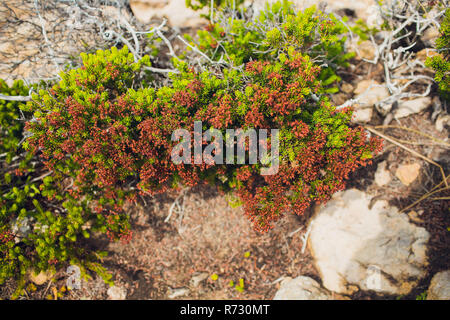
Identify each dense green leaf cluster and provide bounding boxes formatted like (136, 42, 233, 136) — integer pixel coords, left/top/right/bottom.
(186, 0, 244, 10)
(0, 80, 29, 161)
(0, 81, 113, 298)
(183, 1, 355, 93)
(426, 8, 450, 101)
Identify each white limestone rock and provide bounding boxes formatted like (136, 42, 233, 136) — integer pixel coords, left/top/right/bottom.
(308, 189, 430, 295)
(427, 271, 450, 300)
(273, 276, 332, 300)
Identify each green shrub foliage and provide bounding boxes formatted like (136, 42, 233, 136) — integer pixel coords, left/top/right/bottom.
(0, 80, 29, 160)
(2, 2, 383, 294)
(26, 46, 382, 233)
(183, 1, 355, 92)
(0, 80, 112, 297)
(186, 0, 244, 10)
(426, 8, 450, 100)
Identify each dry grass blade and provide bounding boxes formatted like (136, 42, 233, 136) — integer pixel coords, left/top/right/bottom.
(374, 125, 450, 147)
(400, 185, 450, 212)
(430, 197, 450, 200)
(0, 93, 31, 101)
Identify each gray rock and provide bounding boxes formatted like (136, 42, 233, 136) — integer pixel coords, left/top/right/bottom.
(107, 286, 127, 300)
(395, 163, 421, 186)
(354, 80, 390, 107)
(427, 271, 450, 300)
(374, 161, 391, 187)
(308, 189, 430, 295)
(28, 269, 54, 286)
(352, 107, 373, 123)
(394, 97, 432, 118)
(273, 276, 332, 300)
(356, 40, 376, 60)
(435, 114, 450, 132)
(168, 287, 189, 299)
(129, 0, 206, 27)
(422, 26, 440, 47)
(376, 102, 393, 116)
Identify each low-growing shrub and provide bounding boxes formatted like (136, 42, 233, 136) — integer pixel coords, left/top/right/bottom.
(3, 1, 383, 294)
(26, 43, 382, 233)
(426, 8, 450, 101)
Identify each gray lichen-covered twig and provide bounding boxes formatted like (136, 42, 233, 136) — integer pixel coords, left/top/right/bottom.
(338, 0, 448, 120)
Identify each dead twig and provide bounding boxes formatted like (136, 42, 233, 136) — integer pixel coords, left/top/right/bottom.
(374, 125, 450, 147)
(400, 184, 450, 213)
(0, 94, 31, 101)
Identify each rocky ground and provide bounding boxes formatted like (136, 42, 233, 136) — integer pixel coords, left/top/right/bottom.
(0, 0, 448, 300)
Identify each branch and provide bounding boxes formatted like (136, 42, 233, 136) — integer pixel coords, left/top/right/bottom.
(0, 94, 31, 101)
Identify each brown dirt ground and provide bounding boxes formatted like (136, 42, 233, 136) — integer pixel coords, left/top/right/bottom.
(56, 186, 321, 300)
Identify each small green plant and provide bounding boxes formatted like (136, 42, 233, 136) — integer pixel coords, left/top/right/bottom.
(186, 0, 244, 11)
(235, 278, 245, 293)
(211, 273, 219, 281)
(350, 19, 379, 41)
(425, 8, 450, 100)
(415, 291, 427, 300)
(184, 1, 355, 92)
(26, 45, 382, 233)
